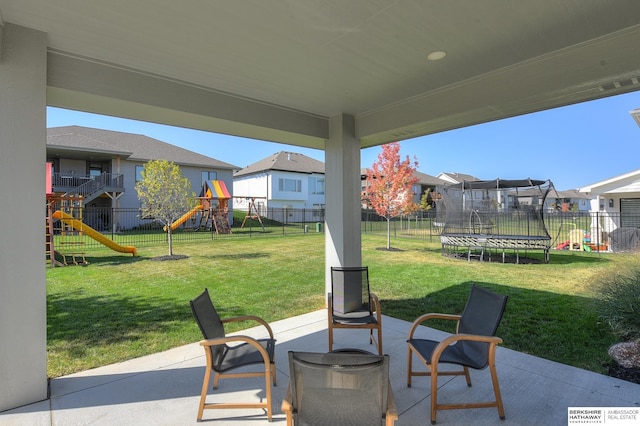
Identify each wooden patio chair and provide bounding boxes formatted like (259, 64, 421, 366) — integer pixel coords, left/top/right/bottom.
(328, 266, 383, 355)
(282, 350, 397, 425)
(407, 285, 508, 424)
(190, 288, 276, 421)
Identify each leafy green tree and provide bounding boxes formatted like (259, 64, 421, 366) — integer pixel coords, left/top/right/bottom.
(419, 188, 433, 211)
(363, 142, 419, 249)
(135, 160, 196, 256)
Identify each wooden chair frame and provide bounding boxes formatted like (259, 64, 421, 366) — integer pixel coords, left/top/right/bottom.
(407, 312, 505, 424)
(328, 266, 383, 355)
(196, 314, 276, 421)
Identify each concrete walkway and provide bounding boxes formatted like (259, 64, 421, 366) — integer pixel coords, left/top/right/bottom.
(2, 310, 639, 425)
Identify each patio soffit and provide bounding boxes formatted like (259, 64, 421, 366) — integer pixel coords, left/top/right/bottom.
(2, 1, 640, 149)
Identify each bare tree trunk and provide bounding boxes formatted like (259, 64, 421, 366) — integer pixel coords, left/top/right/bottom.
(168, 227, 173, 256)
(386, 218, 391, 249)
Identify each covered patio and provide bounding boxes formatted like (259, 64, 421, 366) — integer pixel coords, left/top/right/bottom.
(3, 310, 638, 425)
(3, 1, 640, 414)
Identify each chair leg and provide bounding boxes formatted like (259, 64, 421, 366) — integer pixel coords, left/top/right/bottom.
(264, 364, 273, 421)
(213, 371, 220, 389)
(430, 363, 439, 424)
(407, 346, 413, 387)
(198, 367, 212, 421)
(489, 363, 506, 420)
(272, 362, 277, 386)
(377, 326, 383, 355)
(328, 327, 333, 352)
(463, 366, 472, 387)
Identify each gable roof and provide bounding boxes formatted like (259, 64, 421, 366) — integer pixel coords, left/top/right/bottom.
(548, 188, 590, 200)
(437, 172, 481, 184)
(413, 171, 448, 187)
(578, 168, 640, 195)
(47, 126, 238, 170)
(360, 168, 446, 187)
(234, 151, 324, 177)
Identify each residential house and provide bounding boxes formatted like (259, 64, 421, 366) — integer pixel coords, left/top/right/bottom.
(579, 168, 640, 232)
(360, 169, 447, 209)
(47, 126, 238, 230)
(436, 172, 481, 185)
(233, 151, 325, 222)
(546, 188, 590, 212)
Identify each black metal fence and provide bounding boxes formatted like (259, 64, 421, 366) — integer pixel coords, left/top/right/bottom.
(51, 207, 327, 252)
(50, 207, 640, 254)
(360, 209, 640, 253)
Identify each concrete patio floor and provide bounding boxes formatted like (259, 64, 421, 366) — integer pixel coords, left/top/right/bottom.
(2, 309, 639, 425)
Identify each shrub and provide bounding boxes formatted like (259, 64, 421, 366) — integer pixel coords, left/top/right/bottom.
(594, 267, 640, 341)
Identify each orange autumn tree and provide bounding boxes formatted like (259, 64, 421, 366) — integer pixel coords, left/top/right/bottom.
(363, 142, 419, 249)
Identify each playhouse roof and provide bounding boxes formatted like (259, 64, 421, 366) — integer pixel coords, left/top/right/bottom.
(200, 180, 231, 199)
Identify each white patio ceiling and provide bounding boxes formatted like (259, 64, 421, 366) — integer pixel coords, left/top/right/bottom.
(2, 0, 640, 148)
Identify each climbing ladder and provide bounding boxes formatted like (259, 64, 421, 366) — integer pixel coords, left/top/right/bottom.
(55, 196, 88, 266)
(45, 204, 63, 267)
(212, 209, 231, 234)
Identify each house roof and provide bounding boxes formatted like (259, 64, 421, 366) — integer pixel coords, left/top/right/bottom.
(360, 168, 446, 187)
(234, 151, 325, 177)
(436, 172, 481, 184)
(578, 168, 640, 194)
(413, 171, 448, 187)
(548, 188, 590, 200)
(47, 126, 238, 170)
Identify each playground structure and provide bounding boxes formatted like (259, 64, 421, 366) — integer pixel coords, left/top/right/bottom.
(555, 227, 608, 252)
(46, 194, 137, 266)
(436, 178, 554, 263)
(166, 180, 233, 234)
(236, 196, 266, 231)
(46, 163, 137, 266)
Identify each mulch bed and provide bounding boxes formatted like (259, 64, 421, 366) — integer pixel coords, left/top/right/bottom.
(606, 362, 640, 385)
(151, 254, 189, 261)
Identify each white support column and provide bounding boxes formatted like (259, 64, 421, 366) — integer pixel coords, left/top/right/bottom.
(0, 23, 48, 411)
(324, 114, 362, 297)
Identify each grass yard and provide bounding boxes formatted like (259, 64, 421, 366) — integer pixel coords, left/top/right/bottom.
(46, 233, 634, 378)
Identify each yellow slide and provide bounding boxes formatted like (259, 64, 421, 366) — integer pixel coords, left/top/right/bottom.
(53, 211, 137, 256)
(165, 205, 203, 231)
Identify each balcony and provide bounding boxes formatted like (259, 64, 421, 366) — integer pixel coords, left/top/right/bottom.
(52, 172, 124, 203)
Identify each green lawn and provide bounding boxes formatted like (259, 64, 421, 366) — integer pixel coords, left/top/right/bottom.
(46, 233, 633, 378)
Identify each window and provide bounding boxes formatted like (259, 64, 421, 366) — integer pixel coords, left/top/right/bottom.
(279, 178, 301, 192)
(201, 171, 217, 182)
(88, 162, 103, 178)
(135, 165, 144, 182)
(309, 177, 325, 194)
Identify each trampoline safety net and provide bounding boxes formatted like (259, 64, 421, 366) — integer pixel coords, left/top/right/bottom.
(435, 178, 554, 263)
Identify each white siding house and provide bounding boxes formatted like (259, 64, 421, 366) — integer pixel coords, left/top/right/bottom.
(233, 152, 325, 217)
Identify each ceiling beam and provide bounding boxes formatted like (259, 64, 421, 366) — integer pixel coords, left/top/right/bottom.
(46, 50, 329, 149)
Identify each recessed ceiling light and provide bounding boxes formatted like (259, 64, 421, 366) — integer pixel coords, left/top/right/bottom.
(427, 51, 446, 61)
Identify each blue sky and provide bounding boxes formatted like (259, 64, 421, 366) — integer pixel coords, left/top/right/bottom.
(47, 90, 640, 191)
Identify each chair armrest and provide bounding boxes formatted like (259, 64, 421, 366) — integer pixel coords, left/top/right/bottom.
(408, 313, 461, 338)
(281, 383, 293, 426)
(221, 315, 274, 339)
(430, 333, 503, 365)
(199, 335, 272, 364)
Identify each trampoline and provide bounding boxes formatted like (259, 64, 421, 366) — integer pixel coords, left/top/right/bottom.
(436, 178, 554, 263)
